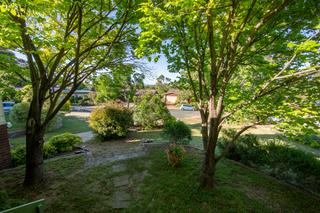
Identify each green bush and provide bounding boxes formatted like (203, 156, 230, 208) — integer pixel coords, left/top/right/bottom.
(11, 146, 26, 167)
(9, 102, 29, 122)
(218, 133, 320, 193)
(164, 119, 191, 144)
(48, 133, 82, 153)
(89, 103, 133, 140)
(133, 93, 173, 129)
(60, 100, 72, 112)
(43, 143, 57, 158)
(11, 143, 58, 167)
(9, 102, 62, 132)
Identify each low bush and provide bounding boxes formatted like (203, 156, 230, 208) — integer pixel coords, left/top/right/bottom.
(164, 119, 191, 144)
(11, 143, 58, 167)
(166, 144, 185, 167)
(9, 102, 62, 132)
(9, 102, 29, 122)
(218, 133, 320, 193)
(43, 143, 57, 158)
(48, 133, 82, 153)
(89, 103, 133, 140)
(60, 100, 72, 112)
(11, 146, 26, 167)
(133, 93, 173, 129)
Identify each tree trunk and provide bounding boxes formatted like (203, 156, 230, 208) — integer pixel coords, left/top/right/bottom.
(200, 99, 219, 188)
(200, 148, 216, 188)
(24, 104, 45, 186)
(199, 109, 208, 150)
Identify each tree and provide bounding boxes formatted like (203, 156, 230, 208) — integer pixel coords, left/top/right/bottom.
(137, 0, 319, 188)
(0, 48, 29, 101)
(155, 74, 170, 95)
(0, 0, 140, 185)
(94, 64, 145, 106)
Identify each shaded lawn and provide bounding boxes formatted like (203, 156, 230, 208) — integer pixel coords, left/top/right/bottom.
(129, 148, 320, 213)
(0, 145, 319, 212)
(9, 115, 90, 149)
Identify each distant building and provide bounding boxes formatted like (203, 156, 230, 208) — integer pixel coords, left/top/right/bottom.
(164, 90, 179, 105)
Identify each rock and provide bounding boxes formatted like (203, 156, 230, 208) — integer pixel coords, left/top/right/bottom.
(143, 139, 154, 143)
(113, 175, 130, 187)
(112, 164, 126, 173)
(111, 190, 131, 209)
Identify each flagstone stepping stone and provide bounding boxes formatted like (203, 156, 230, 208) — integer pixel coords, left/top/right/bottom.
(113, 175, 130, 187)
(112, 191, 131, 209)
(112, 164, 126, 173)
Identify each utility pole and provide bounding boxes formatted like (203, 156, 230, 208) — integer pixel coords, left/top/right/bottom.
(0, 97, 11, 170)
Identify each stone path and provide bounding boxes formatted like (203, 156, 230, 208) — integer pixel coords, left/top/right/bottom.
(76, 131, 96, 142)
(110, 160, 151, 209)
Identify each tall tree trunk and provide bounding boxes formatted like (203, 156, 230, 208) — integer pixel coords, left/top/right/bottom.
(199, 109, 208, 150)
(200, 145, 216, 188)
(24, 103, 45, 186)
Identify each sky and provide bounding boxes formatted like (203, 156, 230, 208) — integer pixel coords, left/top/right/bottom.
(142, 54, 180, 85)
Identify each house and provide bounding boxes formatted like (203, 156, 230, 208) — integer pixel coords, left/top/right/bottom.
(0, 98, 11, 170)
(164, 90, 179, 105)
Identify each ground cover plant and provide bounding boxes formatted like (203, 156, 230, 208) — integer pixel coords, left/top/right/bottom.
(1, 140, 319, 212)
(218, 133, 320, 194)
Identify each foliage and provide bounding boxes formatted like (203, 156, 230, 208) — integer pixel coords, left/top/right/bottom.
(9, 102, 62, 132)
(176, 89, 193, 105)
(94, 66, 145, 104)
(11, 143, 58, 167)
(0, 0, 142, 184)
(89, 103, 133, 140)
(0, 48, 29, 101)
(155, 74, 170, 95)
(17, 85, 33, 103)
(60, 100, 72, 112)
(9, 102, 29, 122)
(43, 143, 58, 159)
(133, 92, 172, 129)
(136, 0, 319, 187)
(164, 119, 191, 144)
(166, 144, 185, 167)
(48, 133, 82, 153)
(218, 134, 320, 193)
(11, 146, 26, 167)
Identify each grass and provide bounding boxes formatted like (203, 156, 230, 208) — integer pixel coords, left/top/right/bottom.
(9, 115, 90, 149)
(129, 148, 320, 212)
(0, 143, 319, 212)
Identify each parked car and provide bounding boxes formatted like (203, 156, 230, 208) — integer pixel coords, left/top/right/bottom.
(180, 104, 195, 111)
(3, 102, 15, 114)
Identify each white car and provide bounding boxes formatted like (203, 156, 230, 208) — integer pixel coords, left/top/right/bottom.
(180, 104, 195, 111)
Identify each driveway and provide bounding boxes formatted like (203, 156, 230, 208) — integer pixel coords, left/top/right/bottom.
(169, 109, 201, 124)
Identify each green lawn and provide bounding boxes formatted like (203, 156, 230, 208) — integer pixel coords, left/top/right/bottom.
(9, 115, 90, 149)
(0, 144, 319, 212)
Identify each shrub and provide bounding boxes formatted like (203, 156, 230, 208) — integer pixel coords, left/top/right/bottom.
(43, 143, 57, 158)
(60, 100, 72, 112)
(11, 146, 26, 167)
(166, 144, 185, 167)
(9, 102, 29, 122)
(164, 119, 191, 144)
(133, 93, 173, 129)
(89, 103, 133, 140)
(11, 143, 58, 167)
(218, 133, 320, 193)
(48, 133, 82, 153)
(9, 102, 62, 132)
